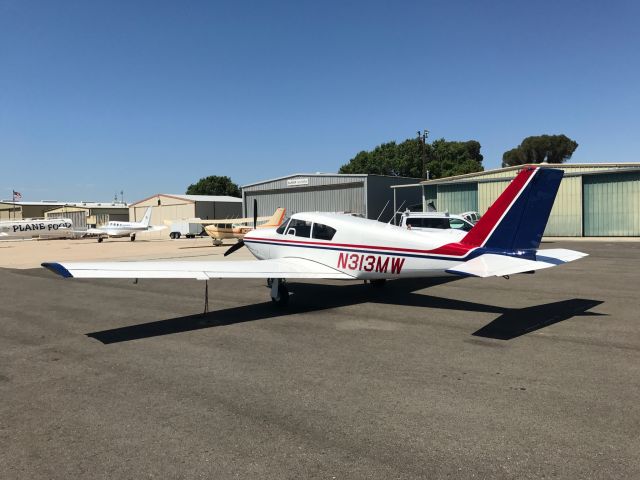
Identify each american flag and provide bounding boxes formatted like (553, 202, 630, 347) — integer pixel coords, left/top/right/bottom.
(12, 190, 22, 201)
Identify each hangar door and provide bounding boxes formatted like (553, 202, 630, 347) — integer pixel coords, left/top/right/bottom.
(583, 172, 640, 236)
(47, 210, 87, 229)
(437, 183, 478, 214)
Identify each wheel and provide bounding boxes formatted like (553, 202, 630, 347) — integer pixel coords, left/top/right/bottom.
(213, 239, 222, 246)
(176, 233, 181, 239)
(98, 237, 103, 243)
(271, 283, 289, 307)
(170, 232, 177, 239)
(370, 279, 386, 288)
(130, 234, 136, 242)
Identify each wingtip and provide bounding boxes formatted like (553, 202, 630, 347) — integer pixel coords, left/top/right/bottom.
(42, 262, 73, 278)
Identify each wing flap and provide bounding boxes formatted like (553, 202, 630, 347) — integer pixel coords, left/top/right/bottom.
(42, 258, 354, 280)
(446, 249, 587, 278)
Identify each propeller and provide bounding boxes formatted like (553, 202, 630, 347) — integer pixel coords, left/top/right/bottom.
(224, 239, 244, 256)
(223, 199, 257, 257)
(253, 198, 257, 229)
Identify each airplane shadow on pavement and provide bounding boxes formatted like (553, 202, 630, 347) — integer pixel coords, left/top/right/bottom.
(87, 278, 605, 344)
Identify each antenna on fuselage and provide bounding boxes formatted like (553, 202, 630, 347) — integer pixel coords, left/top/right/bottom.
(388, 201, 406, 225)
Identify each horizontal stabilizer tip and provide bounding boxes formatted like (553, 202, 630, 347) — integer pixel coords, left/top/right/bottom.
(42, 262, 73, 278)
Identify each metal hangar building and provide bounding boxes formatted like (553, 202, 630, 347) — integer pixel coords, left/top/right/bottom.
(391, 163, 640, 236)
(241, 174, 421, 223)
(128, 194, 243, 234)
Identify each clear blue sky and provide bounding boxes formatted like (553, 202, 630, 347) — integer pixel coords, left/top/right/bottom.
(1, 0, 639, 202)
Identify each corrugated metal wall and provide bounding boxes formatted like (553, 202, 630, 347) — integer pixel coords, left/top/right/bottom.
(244, 175, 366, 192)
(195, 201, 242, 220)
(437, 183, 478, 213)
(48, 211, 87, 229)
(545, 176, 582, 236)
(583, 172, 640, 236)
(477, 177, 582, 236)
(419, 165, 640, 237)
(478, 180, 510, 213)
(244, 183, 366, 218)
(423, 185, 437, 211)
(367, 176, 421, 221)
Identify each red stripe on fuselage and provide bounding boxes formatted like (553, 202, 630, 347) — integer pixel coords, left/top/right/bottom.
(461, 167, 537, 247)
(246, 236, 474, 257)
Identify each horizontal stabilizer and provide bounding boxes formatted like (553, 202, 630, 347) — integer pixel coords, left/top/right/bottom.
(446, 249, 587, 278)
(42, 258, 355, 280)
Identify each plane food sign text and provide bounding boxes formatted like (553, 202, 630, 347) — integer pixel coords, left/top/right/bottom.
(287, 178, 309, 187)
(12, 222, 72, 232)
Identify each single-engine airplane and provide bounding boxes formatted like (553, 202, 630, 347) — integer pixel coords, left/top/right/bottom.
(43, 167, 587, 306)
(86, 206, 166, 242)
(202, 207, 286, 245)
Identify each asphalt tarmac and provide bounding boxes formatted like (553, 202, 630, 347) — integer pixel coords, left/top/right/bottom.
(0, 241, 638, 479)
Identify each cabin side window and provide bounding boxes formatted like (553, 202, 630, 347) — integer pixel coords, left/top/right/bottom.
(276, 217, 290, 234)
(311, 223, 336, 241)
(286, 219, 312, 237)
(449, 218, 473, 232)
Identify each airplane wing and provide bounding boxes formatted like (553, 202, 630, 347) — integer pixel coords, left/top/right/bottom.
(177, 216, 275, 225)
(445, 249, 587, 278)
(42, 258, 355, 280)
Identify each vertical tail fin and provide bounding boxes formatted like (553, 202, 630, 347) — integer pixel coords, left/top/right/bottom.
(258, 208, 287, 228)
(461, 167, 563, 250)
(140, 207, 153, 227)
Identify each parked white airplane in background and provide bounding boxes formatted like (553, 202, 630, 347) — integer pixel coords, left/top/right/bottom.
(0, 217, 74, 240)
(43, 167, 587, 306)
(86, 206, 166, 242)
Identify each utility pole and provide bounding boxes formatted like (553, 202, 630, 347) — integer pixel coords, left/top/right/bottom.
(417, 129, 429, 179)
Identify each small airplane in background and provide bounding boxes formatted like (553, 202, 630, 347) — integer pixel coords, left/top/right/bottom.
(203, 207, 286, 245)
(43, 167, 587, 308)
(0, 217, 74, 240)
(86, 206, 166, 243)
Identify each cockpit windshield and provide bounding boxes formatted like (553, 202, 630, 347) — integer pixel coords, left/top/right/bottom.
(276, 217, 290, 234)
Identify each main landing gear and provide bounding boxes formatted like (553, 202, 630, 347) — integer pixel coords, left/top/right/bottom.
(268, 278, 289, 307)
(130, 234, 136, 242)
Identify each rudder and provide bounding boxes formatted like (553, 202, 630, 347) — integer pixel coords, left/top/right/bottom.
(461, 167, 563, 250)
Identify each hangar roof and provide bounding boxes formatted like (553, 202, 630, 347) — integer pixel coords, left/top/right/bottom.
(0, 200, 128, 208)
(129, 194, 242, 206)
(242, 173, 419, 189)
(390, 162, 640, 188)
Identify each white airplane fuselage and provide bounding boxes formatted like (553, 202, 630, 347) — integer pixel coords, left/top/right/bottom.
(0, 218, 74, 240)
(91, 221, 157, 237)
(243, 213, 473, 280)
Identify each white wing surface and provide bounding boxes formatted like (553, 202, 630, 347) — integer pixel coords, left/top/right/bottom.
(42, 258, 354, 280)
(446, 249, 587, 278)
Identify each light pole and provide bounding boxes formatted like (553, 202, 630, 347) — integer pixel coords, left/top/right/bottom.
(417, 129, 429, 179)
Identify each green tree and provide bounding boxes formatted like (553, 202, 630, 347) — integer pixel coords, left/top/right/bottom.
(186, 176, 240, 197)
(339, 137, 483, 179)
(502, 134, 578, 167)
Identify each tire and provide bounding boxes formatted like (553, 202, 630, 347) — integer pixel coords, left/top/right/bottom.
(176, 233, 181, 239)
(98, 237, 103, 243)
(130, 234, 136, 242)
(169, 232, 176, 239)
